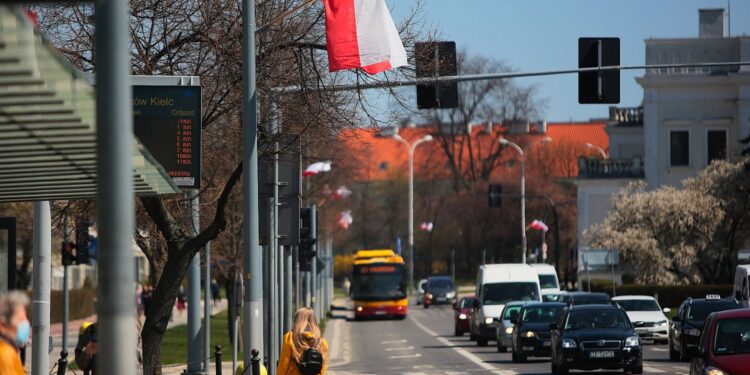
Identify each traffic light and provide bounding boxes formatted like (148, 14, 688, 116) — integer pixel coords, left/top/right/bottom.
(415, 41, 458, 109)
(61, 241, 75, 266)
(488, 184, 502, 207)
(75, 219, 90, 265)
(578, 37, 620, 104)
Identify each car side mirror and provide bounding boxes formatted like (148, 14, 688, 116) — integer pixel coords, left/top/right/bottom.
(662, 307, 671, 314)
(549, 323, 558, 331)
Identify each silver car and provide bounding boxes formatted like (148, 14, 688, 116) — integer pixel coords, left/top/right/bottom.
(415, 279, 428, 305)
(496, 301, 531, 352)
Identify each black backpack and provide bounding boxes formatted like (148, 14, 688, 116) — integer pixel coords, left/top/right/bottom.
(295, 347, 324, 375)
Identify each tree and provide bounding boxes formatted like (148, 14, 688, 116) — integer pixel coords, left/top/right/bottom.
(585, 159, 750, 284)
(36, 1, 432, 372)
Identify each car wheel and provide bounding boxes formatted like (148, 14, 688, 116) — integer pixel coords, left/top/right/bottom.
(678, 338, 688, 361)
(423, 303, 430, 309)
(470, 330, 477, 341)
(497, 344, 507, 353)
(454, 325, 463, 337)
(477, 338, 488, 347)
(517, 353, 527, 363)
(558, 363, 569, 375)
(511, 349, 518, 363)
(668, 338, 679, 361)
(551, 360, 558, 375)
(627, 364, 643, 374)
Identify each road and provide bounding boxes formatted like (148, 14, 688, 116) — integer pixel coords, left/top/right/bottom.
(325, 301, 690, 375)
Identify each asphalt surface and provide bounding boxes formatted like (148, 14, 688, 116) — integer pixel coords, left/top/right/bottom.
(326, 301, 690, 375)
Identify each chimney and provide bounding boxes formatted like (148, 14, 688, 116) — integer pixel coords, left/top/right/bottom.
(540, 121, 547, 134)
(699, 9, 726, 38)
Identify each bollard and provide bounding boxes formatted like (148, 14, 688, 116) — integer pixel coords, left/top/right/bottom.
(250, 349, 260, 375)
(57, 350, 68, 375)
(214, 345, 222, 375)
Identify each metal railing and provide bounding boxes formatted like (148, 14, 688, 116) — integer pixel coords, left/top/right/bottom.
(608, 106, 643, 125)
(577, 157, 645, 179)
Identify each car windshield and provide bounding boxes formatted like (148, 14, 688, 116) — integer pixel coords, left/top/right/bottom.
(565, 309, 631, 330)
(482, 282, 539, 305)
(502, 305, 523, 320)
(538, 274, 559, 289)
(523, 305, 564, 323)
(687, 302, 741, 322)
(616, 299, 660, 312)
(461, 298, 475, 308)
(428, 279, 454, 289)
(713, 317, 750, 356)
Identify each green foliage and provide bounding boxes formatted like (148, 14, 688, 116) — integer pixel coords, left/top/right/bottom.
(161, 310, 235, 365)
(27, 287, 96, 324)
(588, 284, 734, 309)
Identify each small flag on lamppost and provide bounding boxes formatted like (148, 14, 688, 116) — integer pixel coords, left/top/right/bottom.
(528, 219, 549, 232)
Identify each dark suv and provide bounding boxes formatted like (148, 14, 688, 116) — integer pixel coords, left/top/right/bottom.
(669, 295, 742, 361)
(422, 276, 457, 308)
(511, 302, 566, 362)
(550, 304, 642, 375)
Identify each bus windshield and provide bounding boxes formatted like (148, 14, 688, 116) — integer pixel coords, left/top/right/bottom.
(351, 264, 406, 301)
(482, 282, 539, 305)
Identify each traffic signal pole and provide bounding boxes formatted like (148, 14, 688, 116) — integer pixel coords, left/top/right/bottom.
(31, 201, 50, 375)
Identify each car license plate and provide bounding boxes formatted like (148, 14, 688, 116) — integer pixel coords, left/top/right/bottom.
(636, 328, 648, 333)
(589, 351, 615, 358)
(523, 346, 534, 351)
(374, 311, 386, 315)
(542, 341, 551, 347)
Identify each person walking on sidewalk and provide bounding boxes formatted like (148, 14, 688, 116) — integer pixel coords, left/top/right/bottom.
(0, 292, 30, 375)
(277, 307, 328, 375)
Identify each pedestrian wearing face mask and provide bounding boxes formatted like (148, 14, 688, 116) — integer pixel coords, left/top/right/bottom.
(0, 291, 30, 375)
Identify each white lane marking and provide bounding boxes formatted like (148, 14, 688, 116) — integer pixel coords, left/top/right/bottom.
(409, 313, 515, 375)
(385, 346, 415, 351)
(644, 366, 666, 373)
(413, 364, 433, 369)
(381, 339, 407, 344)
(389, 353, 422, 359)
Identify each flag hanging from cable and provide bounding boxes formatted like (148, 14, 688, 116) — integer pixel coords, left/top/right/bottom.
(322, 0, 408, 74)
(528, 219, 549, 232)
(303, 161, 332, 177)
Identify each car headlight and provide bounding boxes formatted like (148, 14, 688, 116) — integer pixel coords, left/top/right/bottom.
(485, 317, 494, 325)
(562, 338, 577, 348)
(657, 320, 668, 326)
(425, 292, 432, 299)
(356, 306, 363, 312)
(523, 331, 535, 338)
(504, 327, 513, 334)
(625, 336, 640, 347)
(446, 291, 456, 298)
(685, 328, 702, 336)
(705, 367, 728, 375)
(459, 313, 467, 320)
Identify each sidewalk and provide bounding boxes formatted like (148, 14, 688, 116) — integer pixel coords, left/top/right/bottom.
(324, 297, 351, 374)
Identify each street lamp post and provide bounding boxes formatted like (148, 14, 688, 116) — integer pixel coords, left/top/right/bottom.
(500, 136, 551, 264)
(392, 133, 433, 295)
(585, 143, 608, 159)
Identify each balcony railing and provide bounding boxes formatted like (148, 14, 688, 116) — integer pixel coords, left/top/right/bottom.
(578, 157, 645, 179)
(608, 106, 643, 126)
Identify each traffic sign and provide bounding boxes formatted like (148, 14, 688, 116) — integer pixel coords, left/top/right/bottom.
(415, 41, 458, 109)
(578, 37, 620, 104)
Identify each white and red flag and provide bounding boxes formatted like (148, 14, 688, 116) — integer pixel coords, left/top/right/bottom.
(322, 0, 408, 74)
(331, 185, 352, 200)
(338, 210, 354, 229)
(303, 161, 332, 177)
(528, 219, 549, 232)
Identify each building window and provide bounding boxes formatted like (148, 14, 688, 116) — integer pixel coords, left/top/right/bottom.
(707, 129, 727, 164)
(670, 130, 690, 167)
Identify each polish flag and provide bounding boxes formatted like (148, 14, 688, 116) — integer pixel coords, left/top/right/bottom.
(338, 210, 353, 229)
(528, 220, 549, 232)
(303, 161, 332, 177)
(323, 0, 408, 74)
(331, 185, 352, 200)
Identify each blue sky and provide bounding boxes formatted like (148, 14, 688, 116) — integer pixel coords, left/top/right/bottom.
(389, 0, 749, 122)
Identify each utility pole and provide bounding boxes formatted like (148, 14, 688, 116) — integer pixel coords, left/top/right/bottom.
(187, 191, 202, 375)
(242, 0, 263, 366)
(32, 201, 50, 375)
(203, 242, 211, 375)
(61, 218, 69, 356)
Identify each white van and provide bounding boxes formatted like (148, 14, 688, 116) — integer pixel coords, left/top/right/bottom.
(529, 263, 560, 296)
(732, 265, 750, 308)
(470, 264, 541, 347)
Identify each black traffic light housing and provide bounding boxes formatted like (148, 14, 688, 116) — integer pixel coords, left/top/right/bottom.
(299, 207, 317, 271)
(488, 184, 502, 207)
(75, 219, 90, 265)
(415, 41, 458, 109)
(578, 37, 620, 104)
(61, 241, 75, 266)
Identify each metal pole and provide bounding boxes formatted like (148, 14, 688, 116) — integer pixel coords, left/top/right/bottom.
(187, 191, 203, 374)
(94, 0, 136, 373)
(310, 206, 317, 311)
(482, 249, 486, 265)
(61, 218, 69, 355)
(294, 246, 300, 309)
(269, 198, 277, 375)
(304, 271, 311, 307)
(272, 140, 281, 373)
(242, 0, 264, 367)
(32, 201, 50, 375)
(284, 246, 292, 332)
(451, 248, 455, 281)
(521, 156, 527, 264)
(408, 145, 415, 295)
(204, 242, 212, 374)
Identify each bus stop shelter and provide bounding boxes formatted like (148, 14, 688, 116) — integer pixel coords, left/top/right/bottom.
(1, 5, 179, 374)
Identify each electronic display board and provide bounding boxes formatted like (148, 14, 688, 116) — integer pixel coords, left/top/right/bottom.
(133, 85, 201, 188)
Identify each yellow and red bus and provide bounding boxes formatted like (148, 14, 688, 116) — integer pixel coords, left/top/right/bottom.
(351, 249, 408, 320)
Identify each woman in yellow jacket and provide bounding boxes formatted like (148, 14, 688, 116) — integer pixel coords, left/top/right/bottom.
(277, 307, 329, 375)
